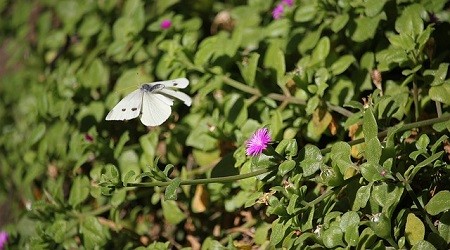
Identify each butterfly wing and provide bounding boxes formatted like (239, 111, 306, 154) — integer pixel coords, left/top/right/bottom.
(106, 89, 143, 121)
(158, 88, 192, 106)
(140, 92, 173, 126)
(155, 78, 189, 89)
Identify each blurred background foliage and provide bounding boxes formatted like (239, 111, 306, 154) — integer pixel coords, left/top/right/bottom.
(0, 0, 449, 249)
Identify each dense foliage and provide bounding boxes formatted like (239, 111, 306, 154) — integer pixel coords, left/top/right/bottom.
(1, 0, 450, 249)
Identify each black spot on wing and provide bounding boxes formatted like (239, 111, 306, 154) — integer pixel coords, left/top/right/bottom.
(173, 81, 178, 86)
(131, 107, 137, 111)
(122, 108, 126, 111)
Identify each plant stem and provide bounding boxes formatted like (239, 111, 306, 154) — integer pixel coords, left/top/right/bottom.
(396, 173, 439, 234)
(126, 168, 270, 188)
(321, 114, 450, 154)
(127, 115, 449, 190)
(221, 76, 354, 117)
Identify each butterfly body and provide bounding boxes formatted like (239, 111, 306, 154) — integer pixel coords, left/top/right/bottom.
(141, 83, 165, 92)
(106, 78, 191, 126)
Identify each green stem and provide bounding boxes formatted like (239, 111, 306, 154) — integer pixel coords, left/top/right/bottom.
(412, 80, 419, 121)
(300, 115, 450, 207)
(125, 115, 449, 195)
(221, 76, 354, 117)
(126, 168, 270, 188)
(321, 114, 450, 154)
(396, 173, 439, 234)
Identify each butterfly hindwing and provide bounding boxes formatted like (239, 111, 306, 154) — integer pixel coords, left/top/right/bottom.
(105, 89, 143, 121)
(140, 92, 173, 126)
(158, 88, 192, 106)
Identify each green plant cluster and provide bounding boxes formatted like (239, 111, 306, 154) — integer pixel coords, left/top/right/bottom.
(0, 0, 449, 249)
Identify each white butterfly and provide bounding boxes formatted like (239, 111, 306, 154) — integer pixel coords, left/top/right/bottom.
(106, 78, 192, 126)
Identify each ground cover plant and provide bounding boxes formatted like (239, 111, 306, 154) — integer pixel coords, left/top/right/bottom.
(0, 0, 450, 249)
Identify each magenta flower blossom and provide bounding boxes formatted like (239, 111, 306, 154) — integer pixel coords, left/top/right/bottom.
(84, 134, 94, 142)
(282, 0, 294, 7)
(272, 4, 284, 19)
(160, 19, 172, 29)
(0, 231, 8, 250)
(246, 128, 272, 156)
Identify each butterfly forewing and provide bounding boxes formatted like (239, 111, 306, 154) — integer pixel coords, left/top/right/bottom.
(158, 78, 189, 88)
(105, 89, 143, 121)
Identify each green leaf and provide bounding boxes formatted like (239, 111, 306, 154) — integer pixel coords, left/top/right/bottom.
(363, 109, 378, 141)
(79, 14, 102, 37)
(162, 200, 186, 224)
(299, 145, 323, 177)
(46, 220, 67, 243)
(165, 177, 181, 201)
(429, 84, 450, 105)
(425, 191, 450, 216)
(340, 211, 360, 246)
(68, 176, 90, 208)
(331, 142, 354, 177)
(79, 58, 109, 89)
(294, 2, 317, 22)
(270, 218, 286, 246)
(322, 225, 345, 248)
(123, 170, 136, 186)
(370, 213, 391, 239)
(254, 223, 271, 245)
(357, 228, 378, 249)
(395, 4, 424, 37)
(101, 164, 120, 185)
(411, 240, 437, 250)
(224, 94, 248, 127)
(438, 212, 450, 244)
(408, 151, 444, 180)
(80, 216, 109, 249)
(299, 27, 323, 54)
(114, 131, 130, 159)
(186, 120, 218, 151)
(286, 194, 300, 215)
(331, 14, 349, 33)
(112, 17, 140, 42)
(111, 188, 127, 207)
(352, 13, 385, 42)
(331, 55, 355, 75)
(365, 137, 382, 164)
(56, 0, 87, 32)
(29, 123, 46, 146)
(155, 0, 179, 14)
(263, 43, 286, 84)
(372, 182, 404, 213)
(310, 37, 330, 66)
(275, 139, 298, 157)
(387, 33, 415, 51)
(353, 184, 372, 210)
(424, 63, 449, 86)
(278, 160, 296, 176)
(364, 0, 388, 17)
(238, 52, 259, 86)
(405, 213, 425, 245)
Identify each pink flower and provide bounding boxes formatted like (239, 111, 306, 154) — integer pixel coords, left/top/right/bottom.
(272, 4, 284, 19)
(84, 134, 94, 142)
(246, 128, 272, 156)
(160, 19, 172, 30)
(0, 231, 8, 250)
(282, 0, 294, 7)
